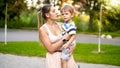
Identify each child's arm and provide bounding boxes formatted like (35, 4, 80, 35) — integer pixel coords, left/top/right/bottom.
(69, 40, 76, 55)
(62, 34, 76, 49)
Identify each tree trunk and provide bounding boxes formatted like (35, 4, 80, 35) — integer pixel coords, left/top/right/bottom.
(89, 11, 93, 32)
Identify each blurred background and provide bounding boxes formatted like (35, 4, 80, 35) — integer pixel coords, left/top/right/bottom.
(0, 0, 120, 34)
(0, 1, 120, 67)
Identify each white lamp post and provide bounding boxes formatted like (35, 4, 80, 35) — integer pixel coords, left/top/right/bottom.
(98, 3, 104, 53)
(5, 3, 7, 45)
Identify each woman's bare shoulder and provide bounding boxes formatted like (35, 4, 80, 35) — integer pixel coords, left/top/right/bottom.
(39, 24, 47, 32)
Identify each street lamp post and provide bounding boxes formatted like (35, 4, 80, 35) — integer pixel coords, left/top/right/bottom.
(98, 3, 103, 53)
(5, 3, 7, 45)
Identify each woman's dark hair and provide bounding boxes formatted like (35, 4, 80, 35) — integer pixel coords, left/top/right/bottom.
(42, 4, 52, 19)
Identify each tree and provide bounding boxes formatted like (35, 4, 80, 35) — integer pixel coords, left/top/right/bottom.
(0, 0, 6, 19)
(80, 0, 101, 32)
(79, 0, 120, 32)
(0, 0, 27, 20)
(102, 4, 120, 32)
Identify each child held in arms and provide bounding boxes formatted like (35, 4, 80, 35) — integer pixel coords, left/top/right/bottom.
(61, 5, 77, 68)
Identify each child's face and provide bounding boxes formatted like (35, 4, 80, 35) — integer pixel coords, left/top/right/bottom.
(61, 10, 73, 22)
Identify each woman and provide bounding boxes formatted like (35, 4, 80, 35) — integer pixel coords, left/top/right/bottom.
(39, 4, 78, 68)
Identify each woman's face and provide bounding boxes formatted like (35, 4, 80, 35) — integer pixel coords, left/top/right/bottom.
(47, 6, 58, 20)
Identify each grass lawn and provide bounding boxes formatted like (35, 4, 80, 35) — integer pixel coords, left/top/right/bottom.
(74, 43, 120, 66)
(0, 42, 120, 66)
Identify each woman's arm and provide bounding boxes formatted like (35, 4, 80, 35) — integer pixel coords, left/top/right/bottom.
(62, 34, 76, 49)
(39, 27, 70, 54)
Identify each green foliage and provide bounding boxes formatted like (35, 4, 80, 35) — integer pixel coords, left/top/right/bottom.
(0, 16, 24, 29)
(92, 19, 99, 32)
(79, 0, 120, 32)
(73, 14, 90, 32)
(84, 0, 101, 32)
(0, 10, 38, 29)
(0, 0, 31, 29)
(20, 10, 38, 27)
(0, 0, 27, 19)
(7, 16, 23, 29)
(0, 19, 5, 27)
(20, 11, 31, 25)
(0, 0, 5, 19)
(102, 7, 120, 32)
(29, 11, 38, 27)
(73, 15, 82, 32)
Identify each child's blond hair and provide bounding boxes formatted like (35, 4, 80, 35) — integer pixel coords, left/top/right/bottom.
(61, 5, 74, 15)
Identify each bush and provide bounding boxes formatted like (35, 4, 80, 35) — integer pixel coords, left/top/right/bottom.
(7, 16, 23, 29)
(20, 11, 38, 27)
(73, 14, 89, 32)
(0, 10, 38, 29)
(0, 16, 23, 29)
(0, 19, 5, 28)
(102, 7, 120, 32)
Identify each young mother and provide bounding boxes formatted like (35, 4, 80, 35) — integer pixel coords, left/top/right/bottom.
(39, 4, 78, 68)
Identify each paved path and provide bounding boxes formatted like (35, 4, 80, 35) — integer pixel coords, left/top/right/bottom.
(0, 53, 120, 68)
(0, 29, 120, 45)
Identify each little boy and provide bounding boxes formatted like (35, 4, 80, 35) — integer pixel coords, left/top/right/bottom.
(61, 5, 77, 68)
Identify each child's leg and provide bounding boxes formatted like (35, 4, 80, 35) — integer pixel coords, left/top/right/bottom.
(61, 49, 70, 68)
(61, 59, 68, 68)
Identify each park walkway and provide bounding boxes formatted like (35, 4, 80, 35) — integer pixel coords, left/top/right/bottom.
(0, 29, 120, 45)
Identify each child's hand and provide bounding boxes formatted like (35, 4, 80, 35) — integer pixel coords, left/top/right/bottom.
(68, 45, 75, 55)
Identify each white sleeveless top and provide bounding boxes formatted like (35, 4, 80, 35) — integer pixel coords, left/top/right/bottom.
(44, 23, 62, 44)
